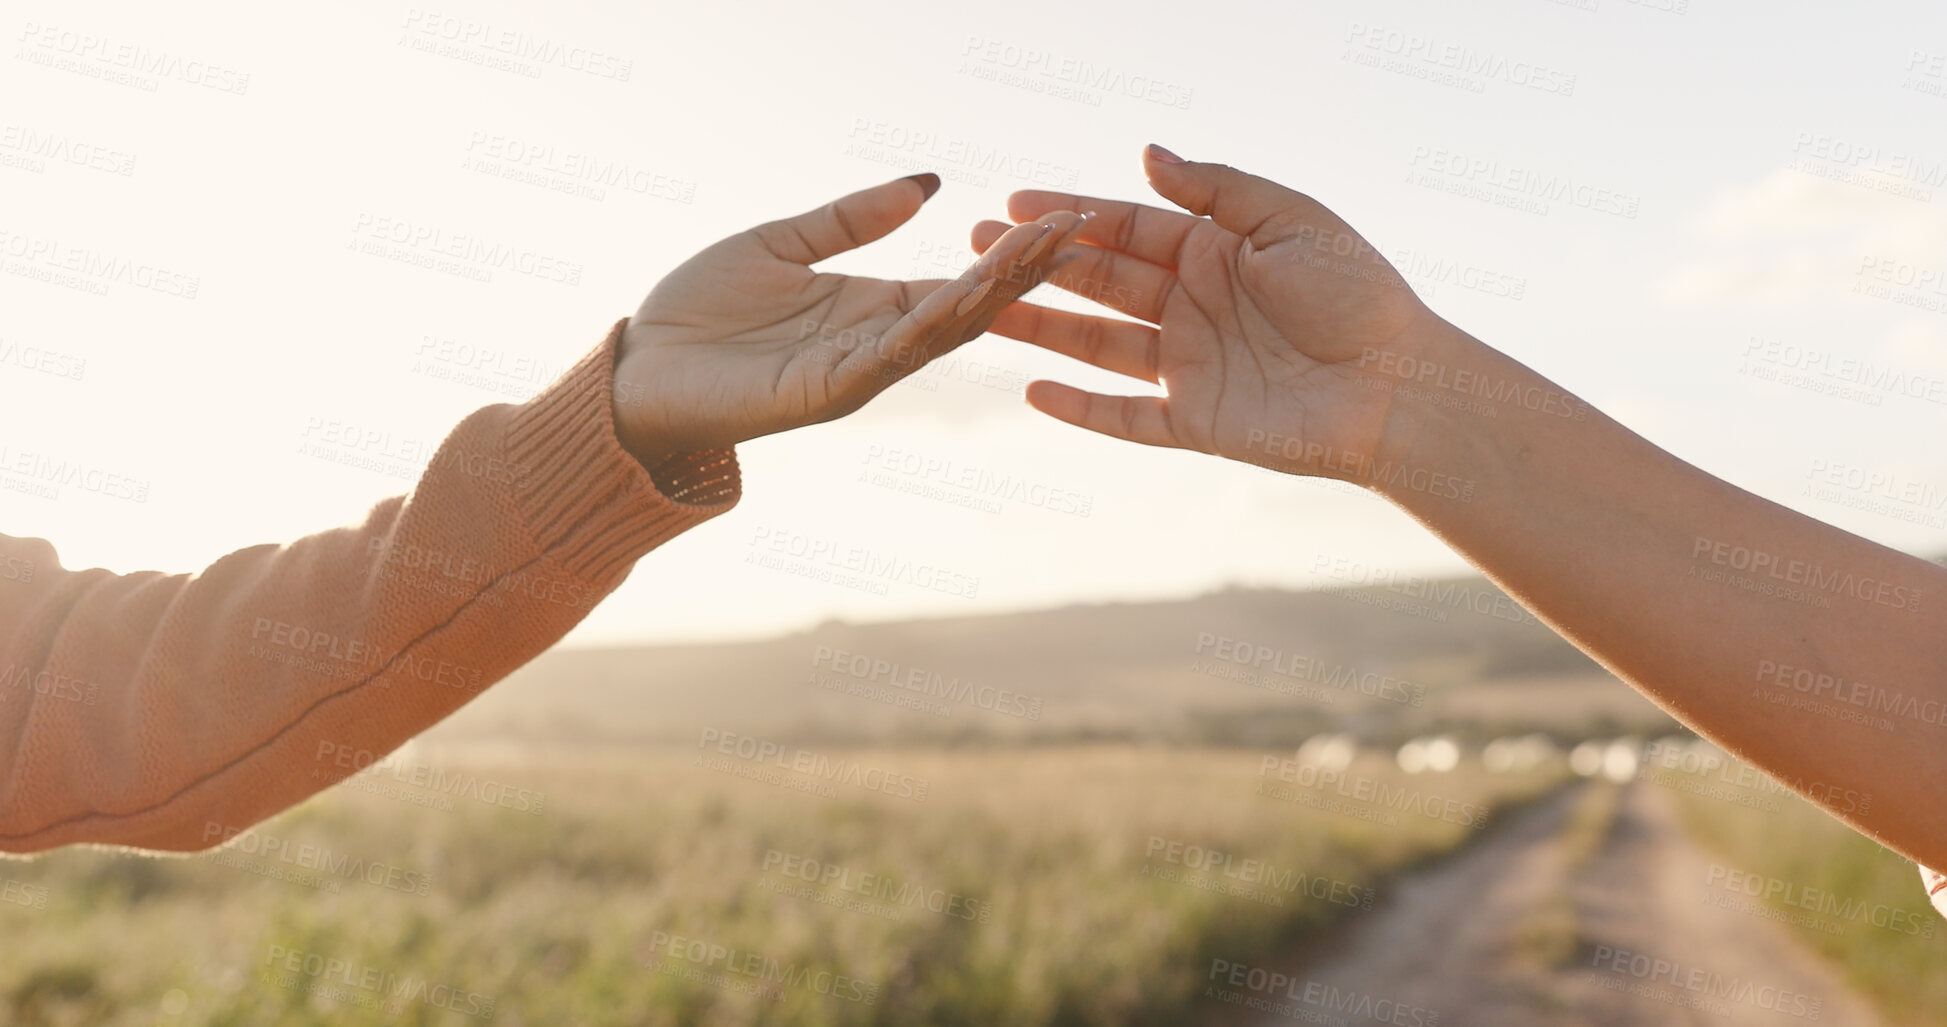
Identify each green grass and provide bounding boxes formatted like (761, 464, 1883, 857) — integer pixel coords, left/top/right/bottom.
(0, 746, 1562, 1026)
(1510, 780, 1620, 971)
(1660, 770, 1947, 1027)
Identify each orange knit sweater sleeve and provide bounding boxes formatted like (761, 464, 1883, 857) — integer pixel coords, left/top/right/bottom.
(0, 318, 738, 853)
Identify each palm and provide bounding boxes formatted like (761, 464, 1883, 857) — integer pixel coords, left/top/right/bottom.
(1149, 222, 1415, 468)
(613, 177, 1082, 467)
(626, 238, 919, 445)
(978, 172, 1434, 480)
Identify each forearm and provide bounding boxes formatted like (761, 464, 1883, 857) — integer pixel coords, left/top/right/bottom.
(1372, 318, 1947, 866)
(0, 319, 738, 853)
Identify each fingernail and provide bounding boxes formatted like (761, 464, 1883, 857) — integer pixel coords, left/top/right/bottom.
(1018, 222, 1061, 264)
(902, 173, 942, 200)
(954, 279, 995, 317)
(1147, 143, 1185, 164)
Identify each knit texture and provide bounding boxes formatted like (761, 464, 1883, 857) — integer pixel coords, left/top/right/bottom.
(0, 318, 737, 852)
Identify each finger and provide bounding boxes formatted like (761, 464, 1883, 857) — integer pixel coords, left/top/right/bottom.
(985, 209, 1090, 309)
(985, 302, 1160, 384)
(1006, 191, 1206, 269)
(828, 217, 1064, 394)
(749, 173, 941, 265)
(1140, 144, 1317, 249)
(972, 219, 1171, 323)
(1024, 381, 1180, 450)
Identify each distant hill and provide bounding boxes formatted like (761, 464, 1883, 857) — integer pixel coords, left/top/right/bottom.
(423, 573, 1685, 751)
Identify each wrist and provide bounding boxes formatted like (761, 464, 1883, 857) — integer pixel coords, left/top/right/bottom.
(1362, 317, 1511, 505)
(608, 339, 741, 493)
(610, 377, 676, 470)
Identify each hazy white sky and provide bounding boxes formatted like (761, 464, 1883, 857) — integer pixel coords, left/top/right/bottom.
(4, 0, 1946, 645)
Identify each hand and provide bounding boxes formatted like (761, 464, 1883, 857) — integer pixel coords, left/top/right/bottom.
(615, 174, 1087, 469)
(971, 145, 1450, 484)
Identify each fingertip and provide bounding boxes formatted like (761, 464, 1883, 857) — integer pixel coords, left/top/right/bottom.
(1007, 190, 1060, 222)
(1145, 143, 1186, 166)
(970, 219, 1012, 254)
(902, 172, 942, 201)
(1024, 379, 1082, 421)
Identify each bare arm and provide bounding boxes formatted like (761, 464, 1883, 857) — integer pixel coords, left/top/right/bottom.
(977, 145, 1947, 870)
(1377, 318, 1946, 864)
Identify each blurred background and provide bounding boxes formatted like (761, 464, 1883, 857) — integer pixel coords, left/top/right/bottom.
(5, 0, 1947, 1023)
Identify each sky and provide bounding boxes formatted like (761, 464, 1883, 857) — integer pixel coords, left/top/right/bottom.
(3, 0, 1946, 646)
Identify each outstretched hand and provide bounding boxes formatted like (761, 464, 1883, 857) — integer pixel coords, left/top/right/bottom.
(972, 146, 1449, 483)
(616, 173, 1086, 469)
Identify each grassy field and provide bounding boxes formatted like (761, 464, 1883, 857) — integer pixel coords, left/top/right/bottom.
(1660, 764, 1947, 1026)
(0, 745, 1562, 1026)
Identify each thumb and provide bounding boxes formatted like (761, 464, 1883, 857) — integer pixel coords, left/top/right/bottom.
(748, 172, 942, 265)
(1140, 144, 1312, 247)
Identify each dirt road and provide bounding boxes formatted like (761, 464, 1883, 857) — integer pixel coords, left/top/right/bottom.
(1198, 782, 1886, 1027)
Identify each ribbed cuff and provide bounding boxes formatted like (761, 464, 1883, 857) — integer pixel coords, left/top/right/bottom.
(504, 318, 741, 582)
